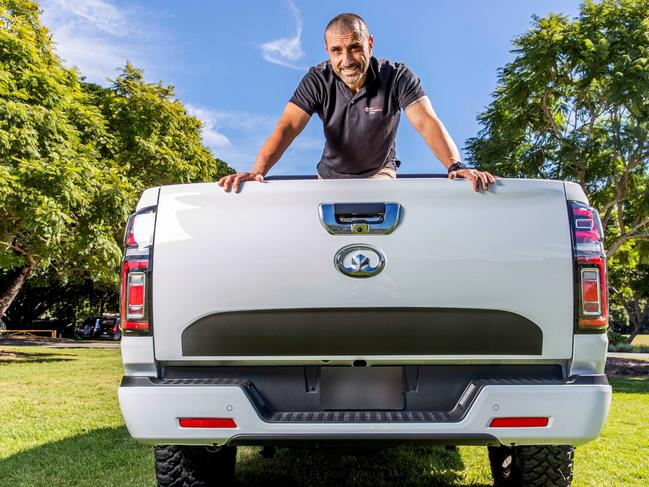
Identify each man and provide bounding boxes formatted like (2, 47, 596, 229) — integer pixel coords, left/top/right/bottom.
(218, 13, 495, 192)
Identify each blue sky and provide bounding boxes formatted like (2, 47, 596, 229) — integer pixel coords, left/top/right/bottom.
(40, 0, 582, 175)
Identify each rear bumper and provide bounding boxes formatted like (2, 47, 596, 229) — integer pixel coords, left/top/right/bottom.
(118, 375, 611, 447)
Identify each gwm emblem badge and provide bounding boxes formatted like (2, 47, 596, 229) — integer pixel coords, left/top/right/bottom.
(334, 244, 385, 278)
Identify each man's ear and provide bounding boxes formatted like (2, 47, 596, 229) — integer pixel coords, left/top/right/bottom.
(368, 35, 374, 54)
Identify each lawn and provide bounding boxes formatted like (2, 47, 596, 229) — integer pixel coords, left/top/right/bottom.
(0, 347, 647, 486)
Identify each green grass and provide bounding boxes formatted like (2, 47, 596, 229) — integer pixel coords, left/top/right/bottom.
(0, 347, 647, 486)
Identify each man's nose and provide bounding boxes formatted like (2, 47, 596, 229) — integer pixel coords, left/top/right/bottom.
(342, 50, 355, 66)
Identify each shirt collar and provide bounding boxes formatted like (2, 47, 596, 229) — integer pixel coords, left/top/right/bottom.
(365, 56, 378, 86)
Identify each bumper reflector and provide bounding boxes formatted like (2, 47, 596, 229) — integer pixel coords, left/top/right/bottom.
(179, 418, 237, 428)
(489, 417, 549, 428)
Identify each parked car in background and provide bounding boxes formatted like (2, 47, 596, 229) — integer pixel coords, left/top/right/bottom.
(98, 316, 122, 341)
(78, 317, 100, 339)
(78, 315, 121, 340)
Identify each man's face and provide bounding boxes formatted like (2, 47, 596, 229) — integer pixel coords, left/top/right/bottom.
(325, 29, 374, 88)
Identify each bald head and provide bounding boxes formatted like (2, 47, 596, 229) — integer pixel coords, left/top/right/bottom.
(325, 13, 369, 41)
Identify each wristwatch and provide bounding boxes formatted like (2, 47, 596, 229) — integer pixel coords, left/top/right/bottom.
(447, 162, 468, 173)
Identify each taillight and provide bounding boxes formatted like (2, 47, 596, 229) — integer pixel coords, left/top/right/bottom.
(569, 201, 608, 332)
(123, 208, 156, 255)
(127, 272, 145, 318)
(120, 206, 156, 335)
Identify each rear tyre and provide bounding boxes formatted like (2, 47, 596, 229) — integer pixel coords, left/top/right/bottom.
(154, 444, 237, 487)
(488, 445, 573, 487)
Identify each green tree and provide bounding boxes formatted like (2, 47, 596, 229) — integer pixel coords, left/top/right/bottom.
(0, 1, 234, 322)
(466, 0, 649, 339)
(0, 0, 130, 318)
(86, 63, 233, 193)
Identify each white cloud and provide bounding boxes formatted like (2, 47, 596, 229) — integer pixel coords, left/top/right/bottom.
(259, 0, 306, 70)
(185, 104, 274, 168)
(41, 0, 157, 84)
(210, 111, 275, 133)
(185, 104, 232, 149)
(185, 104, 323, 173)
(47, 24, 126, 81)
(46, 0, 129, 37)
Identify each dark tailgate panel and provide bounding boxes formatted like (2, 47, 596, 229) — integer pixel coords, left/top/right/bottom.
(181, 308, 543, 356)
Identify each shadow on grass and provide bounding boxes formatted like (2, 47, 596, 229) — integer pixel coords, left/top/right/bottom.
(0, 349, 77, 364)
(0, 427, 490, 487)
(609, 376, 649, 394)
(0, 427, 153, 487)
(236, 444, 490, 487)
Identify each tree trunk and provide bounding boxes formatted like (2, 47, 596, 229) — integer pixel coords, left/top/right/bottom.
(0, 258, 36, 320)
(627, 296, 647, 343)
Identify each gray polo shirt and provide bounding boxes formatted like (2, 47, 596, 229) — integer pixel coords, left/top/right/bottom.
(289, 57, 426, 179)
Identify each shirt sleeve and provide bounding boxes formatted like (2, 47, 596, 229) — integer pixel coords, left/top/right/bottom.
(395, 64, 426, 110)
(289, 68, 322, 115)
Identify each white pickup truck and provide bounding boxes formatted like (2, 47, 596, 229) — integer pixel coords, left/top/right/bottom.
(117, 176, 611, 487)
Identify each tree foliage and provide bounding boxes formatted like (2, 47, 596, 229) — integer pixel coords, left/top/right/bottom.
(466, 0, 649, 337)
(0, 0, 129, 316)
(86, 64, 232, 193)
(0, 0, 233, 321)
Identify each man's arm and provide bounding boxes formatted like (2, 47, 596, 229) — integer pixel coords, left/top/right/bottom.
(218, 102, 311, 192)
(405, 96, 495, 192)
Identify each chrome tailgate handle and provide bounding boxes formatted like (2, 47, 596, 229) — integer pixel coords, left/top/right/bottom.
(319, 202, 401, 235)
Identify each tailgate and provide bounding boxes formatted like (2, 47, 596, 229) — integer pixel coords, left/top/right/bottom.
(152, 178, 574, 361)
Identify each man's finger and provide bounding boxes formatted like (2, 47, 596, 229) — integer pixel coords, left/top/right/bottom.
(469, 172, 479, 191)
(223, 176, 232, 192)
(479, 172, 488, 191)
(233, 175, 245, 193)
(227, 176, 237, 193)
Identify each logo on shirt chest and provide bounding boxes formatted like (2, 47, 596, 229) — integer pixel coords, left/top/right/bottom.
(364, 106, 383, 114)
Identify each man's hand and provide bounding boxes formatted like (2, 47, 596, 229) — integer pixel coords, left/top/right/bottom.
(217, 172, 265, 193)
(449, 168, 496, 192)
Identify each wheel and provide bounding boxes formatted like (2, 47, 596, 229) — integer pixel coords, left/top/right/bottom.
(488, 445, 573, 486)
(154, 444, 237, 487)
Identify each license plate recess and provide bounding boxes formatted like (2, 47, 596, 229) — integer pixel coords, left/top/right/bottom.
(320, 366, 404, 410)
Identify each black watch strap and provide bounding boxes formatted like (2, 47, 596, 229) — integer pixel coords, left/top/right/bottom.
(447, 162, 468, 173)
